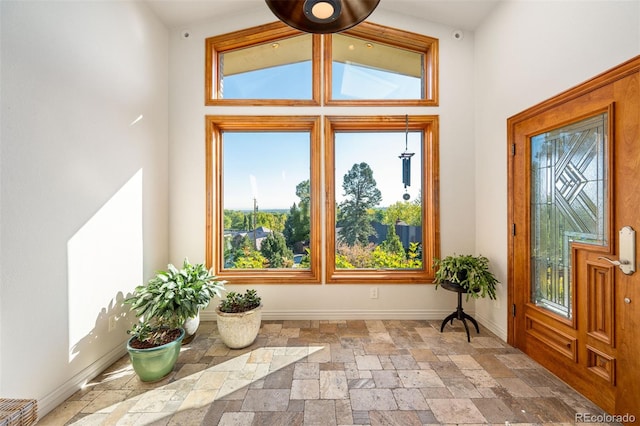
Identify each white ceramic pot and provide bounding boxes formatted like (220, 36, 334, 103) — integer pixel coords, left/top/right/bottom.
(182, 311, 200, 344)
(215, 304, 262, 349)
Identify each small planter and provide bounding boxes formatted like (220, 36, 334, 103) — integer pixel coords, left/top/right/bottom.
(215, 305, 262, 349)
(127, 328, 185, 382)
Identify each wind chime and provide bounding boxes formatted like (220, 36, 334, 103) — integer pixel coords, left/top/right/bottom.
(398, 115, 414, 201)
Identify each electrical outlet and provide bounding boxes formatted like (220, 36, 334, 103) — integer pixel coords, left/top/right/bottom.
(108, 315, 117, 332)
(369, 287, 378, 299)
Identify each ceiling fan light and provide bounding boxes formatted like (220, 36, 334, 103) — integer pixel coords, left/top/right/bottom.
(304, 0, 341, 23)
(265, 0, 380, 34)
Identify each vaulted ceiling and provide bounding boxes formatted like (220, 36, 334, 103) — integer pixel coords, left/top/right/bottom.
(145, 0, 501, 31)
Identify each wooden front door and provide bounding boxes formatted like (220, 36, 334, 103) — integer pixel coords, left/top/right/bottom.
(508, 56, 640, 418)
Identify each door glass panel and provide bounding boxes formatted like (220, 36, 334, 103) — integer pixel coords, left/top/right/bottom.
(530, 113, 608, 319)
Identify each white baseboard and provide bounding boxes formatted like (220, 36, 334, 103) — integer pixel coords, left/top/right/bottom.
(473, 311, 508, 341)
(38, 341, 128, 419)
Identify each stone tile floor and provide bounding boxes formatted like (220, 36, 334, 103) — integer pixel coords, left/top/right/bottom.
(39, 319, 615, 425)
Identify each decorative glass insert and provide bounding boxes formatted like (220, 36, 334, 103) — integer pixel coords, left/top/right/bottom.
(219, 34, 313, 100)
(222, 131, 311, 269)
(530, 113, 608, 319)
(331, 33, 423, 100)
(334, 131, 423, 270)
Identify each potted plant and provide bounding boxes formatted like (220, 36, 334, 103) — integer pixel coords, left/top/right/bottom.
(142, 258, 226, 343)
(215, 289, 263, 349)
(166, 259, 226, 342)
(124, 322, 184, 382)
(433, 254, 498, 300)
(124, 259, 226, 381)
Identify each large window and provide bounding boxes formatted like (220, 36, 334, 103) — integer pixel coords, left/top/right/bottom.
(206, 116, 322, 284)
(325, 116, 439, 283)
(205, 22, 440, 284)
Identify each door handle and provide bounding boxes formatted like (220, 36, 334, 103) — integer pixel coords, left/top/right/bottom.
(597, 226, 635, 275)
(598, 256, 627, 267)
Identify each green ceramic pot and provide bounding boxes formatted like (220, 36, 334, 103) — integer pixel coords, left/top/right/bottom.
(127, 328, 185, 382)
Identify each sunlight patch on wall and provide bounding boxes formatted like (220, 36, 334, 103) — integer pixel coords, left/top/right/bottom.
(67, 169, 144, 362)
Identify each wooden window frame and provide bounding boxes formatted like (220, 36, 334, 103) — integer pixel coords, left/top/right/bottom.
(325, 22, 439, 106)
(205, 22, 438, 107)
(204, 23, 441, 284)
(205, 22, 322, 106)
(205, 115, 322, 284)
(324, 115, 440, 284)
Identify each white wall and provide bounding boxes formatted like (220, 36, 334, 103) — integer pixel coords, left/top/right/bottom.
(168, 8, 480, 322)
(473, 0, 640, 338)
(0, 0, 169, 415)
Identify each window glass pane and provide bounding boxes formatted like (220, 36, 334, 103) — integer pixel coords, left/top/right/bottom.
(530, 113, 608, 319)
(332, 34, 423, 100)
(334, 131, 423, 269)
(222, 132, 311, 269)
(220, 34, 313, 99)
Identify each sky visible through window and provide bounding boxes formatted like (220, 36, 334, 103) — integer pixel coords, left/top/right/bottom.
(335, 132, 422, 206)
(223, 131, 422, 211)
(223, 132, 310, 210)
(224, 62, 312, 99)
(333, 63, 421, 100)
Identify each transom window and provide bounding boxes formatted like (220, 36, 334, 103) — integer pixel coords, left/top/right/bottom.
(205, 22, 440, 284)
(206, 21, 438, 106)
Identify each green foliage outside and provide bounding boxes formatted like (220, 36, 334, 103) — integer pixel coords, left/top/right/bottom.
(338, 163, 382, 246)
(283, 202, 309, 249)
(223, 168, 423, 270)
(256, 211, 287, 232)
(224, 209, 286, 233)
(283, 179, 311, 249)
(299, 248, 311, 268)
(381, 201, 422, 226)
(337, 241, 422, 269)
(260, 232, 293, 268)
(379, 223, 405, 256)
(335, 253, 354, 269)
(233, 246, 267, 269)
(336, 224, 422, 270)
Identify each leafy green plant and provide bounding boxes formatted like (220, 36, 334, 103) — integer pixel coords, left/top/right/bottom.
(218, 289, 262, 313)
(433, 254, 498, 300)
(125, 258, 226, 345)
